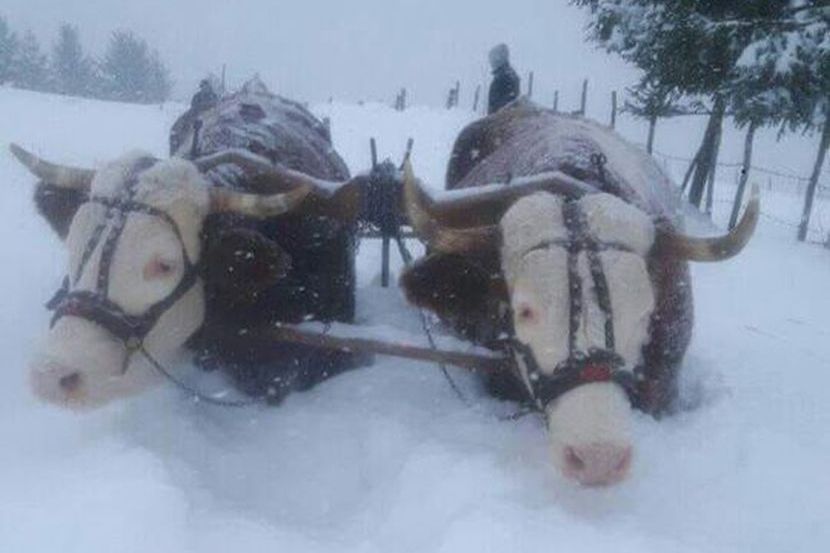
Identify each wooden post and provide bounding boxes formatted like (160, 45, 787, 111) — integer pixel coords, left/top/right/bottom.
(580, 79, 588, 115)
(646, 115, 657, 154)
(729, 122, 757, 229)
(705, 124, 723, 216)
(369, 137, 392, 287)
(610, 90, 617, 129)
(473, 85, 481, 112)
(401, 87, 407, 111)
(553, 90, 559, 113)
(221, 64, 226, 94)
(681, 148, 701, 193)
(798, 118, 830, 242)
(527, 71, 534, 98)
(454, 81, 461, 108)
(688, 97, 726, 208)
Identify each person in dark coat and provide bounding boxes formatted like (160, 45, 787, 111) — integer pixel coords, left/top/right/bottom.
(487, 44, 521, 114)
(191, 79, 219, 114)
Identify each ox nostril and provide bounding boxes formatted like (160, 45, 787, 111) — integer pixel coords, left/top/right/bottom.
(562, 444, 633, 486)
(616, 447, 633, 474)
(565, 446, 585, 472)
(59, 372, 82, 393)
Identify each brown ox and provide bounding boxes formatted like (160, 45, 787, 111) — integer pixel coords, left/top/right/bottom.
(400, 100, 758, 486)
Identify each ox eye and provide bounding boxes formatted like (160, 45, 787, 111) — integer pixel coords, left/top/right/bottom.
(516, 304, 538, 324)
(143, 257, 177, 280)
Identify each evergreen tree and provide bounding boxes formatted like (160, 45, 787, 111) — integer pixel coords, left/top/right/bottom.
(15, 30, 48, 91)
(623, 79, 683, 154)
(146, 50, 172, 103)
(573, 1, 828, 210)
(51, 24, 94, 97)
(0, 15, 18, 85)
(100, 30, 171, 103)
(100, 30, 151, 102)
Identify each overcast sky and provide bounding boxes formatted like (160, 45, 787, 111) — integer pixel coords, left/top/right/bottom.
(2, 0, 638, 107)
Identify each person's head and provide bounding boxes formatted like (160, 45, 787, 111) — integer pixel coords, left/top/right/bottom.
(489, 43, 510, 70)
(199, 79, 211, 90)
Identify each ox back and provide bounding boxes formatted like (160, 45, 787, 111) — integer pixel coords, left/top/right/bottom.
(441, 100, 693, 413)
(170, 80, 361, 401)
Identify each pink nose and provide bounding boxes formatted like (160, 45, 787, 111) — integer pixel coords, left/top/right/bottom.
(563, 443, 632, 486)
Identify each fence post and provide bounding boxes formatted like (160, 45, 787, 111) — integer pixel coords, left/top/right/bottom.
(798, 119, 830, 241)
(610, 90, 617, 129)
(473, 85, 481, 112)
(553, 90, 559, 113)
(729, 122, 757, 229)
(579, 79, 588, 116)
(704, 125, 723, 216)
(527, 71, 534, 98)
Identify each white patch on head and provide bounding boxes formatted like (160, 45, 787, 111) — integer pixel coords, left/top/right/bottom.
(500, 191, 656, 374)
(31, 152, 212, 409)
(579, 193, 655, 256)
(499, 191, 655, 485)
(500, 192, 566, 285)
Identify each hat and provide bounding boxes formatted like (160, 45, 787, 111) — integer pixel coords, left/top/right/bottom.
(489, 44, 510, 69)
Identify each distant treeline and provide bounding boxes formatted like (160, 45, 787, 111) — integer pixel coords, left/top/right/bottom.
(0, 15, 172, 104)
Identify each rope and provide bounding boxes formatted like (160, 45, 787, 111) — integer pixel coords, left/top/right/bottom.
(394, 233, 536, 421)
(139, 345, 261, 408)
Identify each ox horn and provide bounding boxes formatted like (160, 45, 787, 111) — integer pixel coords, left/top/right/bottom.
(402, 161, 497, 254)
(195, 148, 341, 198)
(660, 182, 760, 262)
(9, 143, 95, 190)
(208, 185, 312, 218)
(402, 160, 595, 254)
(197, 148, 366, 219)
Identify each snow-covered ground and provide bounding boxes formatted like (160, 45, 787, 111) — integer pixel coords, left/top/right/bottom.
(1, 87, 829, 553)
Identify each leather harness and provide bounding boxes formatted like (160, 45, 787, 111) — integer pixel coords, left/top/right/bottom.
(46, 157, 203, 374)
(507, 198, 646, 412)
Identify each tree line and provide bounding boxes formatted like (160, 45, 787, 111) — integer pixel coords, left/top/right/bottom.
(0, 16, 171, 104)
(573, 0, 829, 241)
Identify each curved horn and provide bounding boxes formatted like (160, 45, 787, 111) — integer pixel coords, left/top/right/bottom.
(9, 143, 95, 190)
(403, 161, 497, 254)
(195, 148, 339, 198)
(402, 159, 599, 254)
(209, 185, 312, 218)
(661, 182, 760, 262)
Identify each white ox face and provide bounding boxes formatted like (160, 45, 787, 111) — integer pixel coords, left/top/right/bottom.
(30, 154, 211, 409)
(500, 192, 657, 486)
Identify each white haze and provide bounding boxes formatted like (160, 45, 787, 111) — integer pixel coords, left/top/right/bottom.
(3, 0, 637, 106)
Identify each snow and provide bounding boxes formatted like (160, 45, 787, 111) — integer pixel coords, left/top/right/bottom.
(1, 86, 830, 552)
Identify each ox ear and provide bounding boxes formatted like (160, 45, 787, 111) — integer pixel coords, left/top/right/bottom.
(34, 183, 87, 240)
(400, 253, 508, 343)
(203, 228, 292, 298)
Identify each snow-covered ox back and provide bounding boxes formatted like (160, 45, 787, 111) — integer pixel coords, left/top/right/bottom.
(11, 81, 363, 409)
(401, 99, 758, 486)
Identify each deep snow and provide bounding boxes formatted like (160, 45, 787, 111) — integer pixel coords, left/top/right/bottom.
(1, 87, 829, 553)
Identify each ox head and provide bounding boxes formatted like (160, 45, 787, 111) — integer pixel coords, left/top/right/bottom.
(11, 145, 360, 409)
(400, 162, 759, 486)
